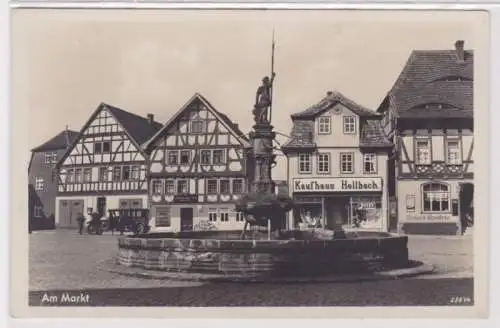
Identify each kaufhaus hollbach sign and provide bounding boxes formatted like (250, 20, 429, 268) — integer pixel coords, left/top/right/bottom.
(292, 177, 383, 193)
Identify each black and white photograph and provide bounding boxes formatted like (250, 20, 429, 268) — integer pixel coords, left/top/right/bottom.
(9, 7, 489, 318)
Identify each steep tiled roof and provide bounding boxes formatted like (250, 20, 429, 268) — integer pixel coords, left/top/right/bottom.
(360, 119, 392, 148)
(31, 129, 79, 152)
(283, 91, 390, 152)
(105, 103, 163, 145)
(291, 91, 380, 119)
(281, 120, 316, 150)
(381, 41, 474, 118)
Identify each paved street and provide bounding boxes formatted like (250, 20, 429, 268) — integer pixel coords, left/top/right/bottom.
(28, 229, 473, 306)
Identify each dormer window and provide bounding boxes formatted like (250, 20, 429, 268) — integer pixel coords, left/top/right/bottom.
(318, 117, 331, 134)
(343, 116, 356, 134)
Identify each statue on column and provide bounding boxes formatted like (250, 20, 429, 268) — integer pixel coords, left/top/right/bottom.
(252, 72, 276, 123)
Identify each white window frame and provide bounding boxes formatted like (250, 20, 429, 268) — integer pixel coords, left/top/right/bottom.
(219, 208, 229, 222)
(66, 169, 74, 183)
(415, 138, 432, 165)
(363, 153, 377, 174)
(232, 179, 244, 194)
(98, 167, 108, 182)
(33, 205, 43, 218)
(190, 120, 205, 134)
(317, 153, 330, 174)
(422, 183, 451, 213)
(446, 138, 462, 165)
(112, 166, 121, 181)
(44, 152, 58, 164)
(75, 168, 83, 183)
(208, 208, 218, 222)
(35, 177, 45, 191)
(200, 150, 211, 165)
(167, 150, 179, 165)
(298, 153, 312, 174)
(83, 168, 92, 182)
(207, 179, 218, 194)
(317, 116, 331, 135)
(131, 165, 140, 180)
(234, 210, 245, 222)
(220, 179, 230, 194)
(177, 179, 189, 194)
(165, 179, 175, 194)
(212, 149, 226, 165)
(343, 116, 356, 134)
(152, 180, 163, 195)
(340, 152, 354, 174)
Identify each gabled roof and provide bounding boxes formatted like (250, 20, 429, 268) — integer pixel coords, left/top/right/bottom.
(291, 91, 380, 120)
(379, 40, 474, 118)
(143, 93, 250, 150)
(31, 129, 79, 152)
(360, 119, 392, 148)
(56, 102, 162, 167)
(105, 103, 163, 145)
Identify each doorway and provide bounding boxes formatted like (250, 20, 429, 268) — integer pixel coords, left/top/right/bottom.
(97, 197, 106, 217)
(58, 199, 84, 228)
(459, 183, 474, 233)
(324, 196, 349, 229)
(180, 207, 194, 231)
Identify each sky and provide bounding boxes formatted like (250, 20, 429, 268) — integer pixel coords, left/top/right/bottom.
(11, 9, 485, 180)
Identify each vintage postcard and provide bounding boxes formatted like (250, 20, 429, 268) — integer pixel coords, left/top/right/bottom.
(10, 7, 489, 318)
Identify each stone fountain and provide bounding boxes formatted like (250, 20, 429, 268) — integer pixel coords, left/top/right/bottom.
(115, 72, 411, 281)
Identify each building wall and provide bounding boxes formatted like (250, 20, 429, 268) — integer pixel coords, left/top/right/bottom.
(150, 203, 245, 232)
(55, 194, 148, 228)
(28, 148, 68, 228)
(396, 179, 472, 235)
(315, 104, 360, 148)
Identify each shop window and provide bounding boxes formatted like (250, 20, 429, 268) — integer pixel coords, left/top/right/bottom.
(318, 116, 331, 134)
(220, 208, 229, 222)
(415, 138, 431, 165)
(363, 153, 377, 174)
(208, 208, 217, 222)
(298, 153, 311, 174)
(340, 152, 354, 173)
(317, 153, 330, 174)
(156, 207, 171, 227)
(422, 182, 450, 213)
(446, 139, 461, 165)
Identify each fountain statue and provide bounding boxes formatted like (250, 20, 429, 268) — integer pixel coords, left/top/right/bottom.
(235, 71, 295, 239)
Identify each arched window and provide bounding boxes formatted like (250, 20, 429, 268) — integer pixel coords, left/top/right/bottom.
(422, 183, 450, 213)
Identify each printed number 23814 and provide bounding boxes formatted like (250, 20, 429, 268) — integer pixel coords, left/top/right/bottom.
(449, 296, 472, 304)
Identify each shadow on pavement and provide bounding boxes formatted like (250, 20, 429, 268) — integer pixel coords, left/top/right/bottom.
(29, 277, 474, 307)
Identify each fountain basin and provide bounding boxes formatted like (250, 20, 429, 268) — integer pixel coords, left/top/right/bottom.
(116, 230, 409, 278)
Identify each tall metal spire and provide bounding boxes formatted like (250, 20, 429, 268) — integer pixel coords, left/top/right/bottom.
(268, 29, 276, 123)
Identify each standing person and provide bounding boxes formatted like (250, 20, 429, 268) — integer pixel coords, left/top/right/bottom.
(76, 213, 85, 235)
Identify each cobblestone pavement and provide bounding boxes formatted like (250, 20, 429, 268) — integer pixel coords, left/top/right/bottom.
(28, 229, 474, 306)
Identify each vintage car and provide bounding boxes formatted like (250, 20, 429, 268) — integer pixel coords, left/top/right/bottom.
(107, 208, 151, 235)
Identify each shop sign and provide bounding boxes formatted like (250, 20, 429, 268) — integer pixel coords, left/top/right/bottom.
(173, 195, 199, 203)
(292, 177, 383, 193)
(405, 214, 452, 222)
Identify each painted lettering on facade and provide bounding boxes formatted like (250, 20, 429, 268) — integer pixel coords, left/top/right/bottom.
(405, 214, 452, 222)
(292, 177, 383, 193)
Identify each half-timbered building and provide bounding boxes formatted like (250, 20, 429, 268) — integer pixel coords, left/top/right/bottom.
(282, 91, 392, 232)
(377, 40, 474, 235)
(142, 93, 251, 231)
(28, 128, 79, 231)
(54, 103, 162, 228)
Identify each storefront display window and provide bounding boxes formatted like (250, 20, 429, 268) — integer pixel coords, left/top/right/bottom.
(422, 182, 450, 212)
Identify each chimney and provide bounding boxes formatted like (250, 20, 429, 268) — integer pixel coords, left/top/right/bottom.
(147, 114, 154, 124)
(455, 40, 465, 62)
